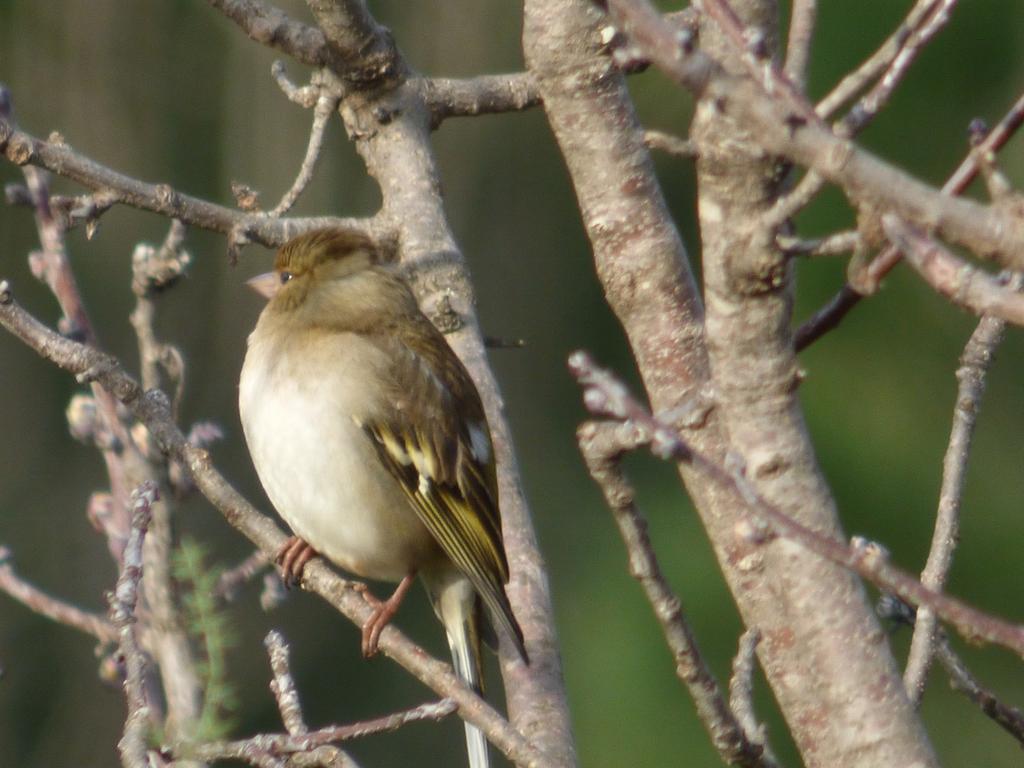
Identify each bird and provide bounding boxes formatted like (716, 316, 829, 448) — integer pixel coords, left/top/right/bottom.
(238, 227, 527, 768)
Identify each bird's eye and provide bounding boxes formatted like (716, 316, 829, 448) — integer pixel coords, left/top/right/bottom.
(280, 271, 293, 284)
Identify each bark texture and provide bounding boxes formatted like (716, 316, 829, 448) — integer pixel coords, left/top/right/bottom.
(526, 1, 939, 765)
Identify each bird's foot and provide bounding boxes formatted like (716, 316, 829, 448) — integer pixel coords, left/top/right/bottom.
(360, 573, 416, 658)
(275, 536, 317, 589)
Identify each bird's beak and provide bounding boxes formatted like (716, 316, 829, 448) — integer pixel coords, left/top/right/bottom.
(247, 272, 280, 300)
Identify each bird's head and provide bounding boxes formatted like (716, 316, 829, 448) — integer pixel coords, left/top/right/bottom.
(247, 228, 390, 305)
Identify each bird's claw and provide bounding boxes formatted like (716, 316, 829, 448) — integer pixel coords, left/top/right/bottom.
(275, 536, 317, 589)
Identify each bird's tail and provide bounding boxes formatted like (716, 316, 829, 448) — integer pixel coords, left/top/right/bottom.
(428, 570, 490, 768)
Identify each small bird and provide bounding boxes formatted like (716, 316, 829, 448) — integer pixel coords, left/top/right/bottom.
(239, 228, 527, 768)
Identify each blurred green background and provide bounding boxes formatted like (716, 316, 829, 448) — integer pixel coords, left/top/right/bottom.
(2, 1, 1024, 765)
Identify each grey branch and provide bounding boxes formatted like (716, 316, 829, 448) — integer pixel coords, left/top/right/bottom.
(0, 546, 117, 644)
(817, 0, 955, 120)
(0, 105, 376, 250)
(189, 699, 457, 764)
(903, 278, 1017, 704)
(568, 350, 1024, 660)
(642, 130, 698, 158)
(265, 631, 308, 736)
(881, 216, 1024, 327)
(0, 291, 543, 768)
(795, 89, 1024, 351)
(934, 634, 1024, 745)
(606, 0, 1024, 270)
(577, 421, 773, 768)
(110, 483, 158, 768)
(269, 79, 342, 217)
(423, 73, 542, 125)
(783, 0, 816, 90)
(728, 629, 774, 763)
(206, 0, 331, 69)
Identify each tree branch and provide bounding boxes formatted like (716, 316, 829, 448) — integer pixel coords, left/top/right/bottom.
(0, 104, 376, 250)
(783, 0, 815, 90)
(903, 279, 1017, 703)
(607, 0, 1024, 270)
(206, 0, 331, 69)
(110, 483, 158, 768)
(577, 421, 773, 768)
(569, 350, 1024, 660)
(882, 216, 1024, 326)
(794, 90, 1024, 350)
(0, 547, 117, 644)
(422, 73, 541, 126)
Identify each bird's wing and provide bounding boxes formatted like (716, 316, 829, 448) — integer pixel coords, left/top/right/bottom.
(360, 333, 526, 660)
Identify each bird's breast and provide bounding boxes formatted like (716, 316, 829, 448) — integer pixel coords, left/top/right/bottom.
(239, 332, 439, 582)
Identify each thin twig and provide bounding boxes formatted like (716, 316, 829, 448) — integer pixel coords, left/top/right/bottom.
(794, 90, 1024, 351)
(882, 216, 1024, 326)
(604, 0, 1024, 271)
(0, 547, 117, 643)
(643, 130, 699, 159)
(0, 101, 376, 250)
(784, 0, 816, 91)
(934, 634, 1024, 746)
(767, 0, 956, 228)
(577, 421, 773, 768)
(216, 550, 271, 602)
(903, 278, 1018, 704)
(728, 629, 774, 763)
(190, 699, 458, 762)
(693, 0, 819, 126)
(568, 350, 1024, 659)
(110, 483, 158, 768)
(880, 598, 1024, 746)
(269, 75, 342, 217)
(837, 0, 958, 136)
(817, 0, 946, 120)
(777, 230, 860, 258)
(265, 631, 307, 736)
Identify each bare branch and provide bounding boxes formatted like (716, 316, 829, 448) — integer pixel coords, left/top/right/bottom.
(189, 699, 457, 764)
(265, 631, 308, 736)
(903, 277, 1018, 704)
(304, 0, 402, 88)
(784, 0, 816, 90)
(0, 292, 543, 768)
(568, 350, 1024, 659)
(577, 421, 773, 768)
(882, 216, 1024, 326)
(934, 634, 1024, 746)
(206, 0, 331, 69)
(0, 104, 377, 250)
(728, 629, 774, 762)
(837, 0, 959, 136)
(110, 483, 158, 768)
(777, 230, 860, 258)
(642, 130, 699, 158)
(423, 73, 541, 126)
(817, 0, 951, 120)
(693, 0, 819, 125)
(606, 0, 1024, 269)
(793, 284, 864, 351)
(269, 83, 342, 217)
(795, 90, 1024, 350)
(216, 550, 271, 602)
(0, 546, 117, 644)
